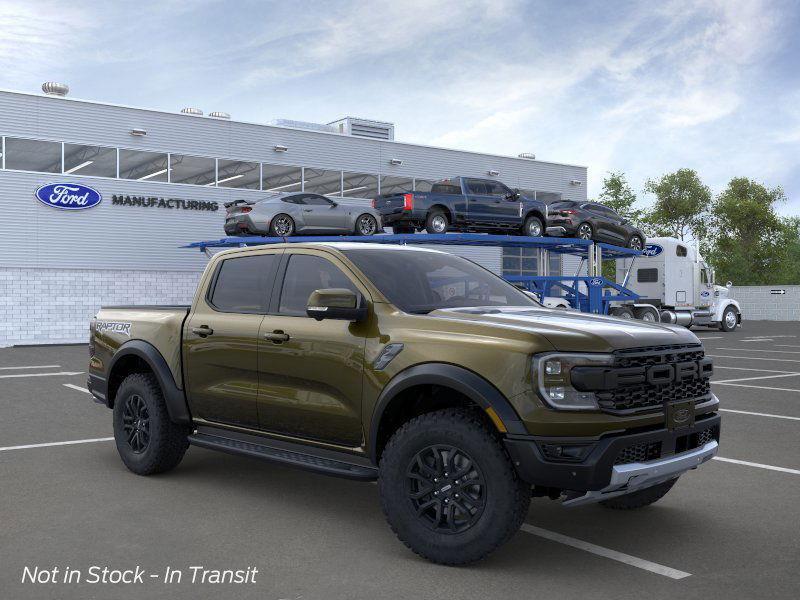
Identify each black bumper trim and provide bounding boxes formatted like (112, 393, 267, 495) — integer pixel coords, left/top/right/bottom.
(504, 413, 721, 492)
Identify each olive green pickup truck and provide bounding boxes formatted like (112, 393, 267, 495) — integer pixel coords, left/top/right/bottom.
(88, 242, 720, 565)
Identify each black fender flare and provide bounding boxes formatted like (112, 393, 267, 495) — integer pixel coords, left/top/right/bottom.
(106, 340, 192, 424)
(368, 363, 526, 463)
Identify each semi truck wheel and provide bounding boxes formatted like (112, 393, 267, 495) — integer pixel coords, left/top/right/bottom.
(379, 408, 530, 565)
(610, 306, 635, 319)
(634, 306, 658, 322)
(719, 306, 738, 332)
(112, 373, 190, 476)
(600, 478, 678, 510)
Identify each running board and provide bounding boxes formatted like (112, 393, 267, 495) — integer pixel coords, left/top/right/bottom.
(188, 429, 378, 481)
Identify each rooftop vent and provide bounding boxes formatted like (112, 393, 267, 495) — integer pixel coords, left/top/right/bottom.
(269, 119, 337, 134)
(42, 82, 69, 97)
(180, 107, 203, 116)
(518, 152, 536, 160)
(329, 117, 394, 141)
(209, 111, 230, 119)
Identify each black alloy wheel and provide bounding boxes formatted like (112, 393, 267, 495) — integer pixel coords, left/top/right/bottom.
(628, 235, 644, 251)
(577, 223, 593, 240)
(122, 394, 150, 454)
(406, 444, 486, 534)
(270, 214, 294, 237)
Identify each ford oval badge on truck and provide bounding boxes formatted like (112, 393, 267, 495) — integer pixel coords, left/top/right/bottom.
(35, 183, 102, 210)
(641, 244, 663, 257)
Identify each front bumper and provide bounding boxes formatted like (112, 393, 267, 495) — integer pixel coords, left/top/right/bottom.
(504, 413, 721, 500)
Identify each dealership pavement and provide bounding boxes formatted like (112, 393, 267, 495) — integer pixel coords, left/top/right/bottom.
(1, 322, 799, 600)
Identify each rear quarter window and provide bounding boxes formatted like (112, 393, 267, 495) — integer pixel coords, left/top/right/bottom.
(209, 254, 278, 313)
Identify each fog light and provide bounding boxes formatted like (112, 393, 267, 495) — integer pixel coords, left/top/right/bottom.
(545, 360, 562, 375)
(549, 386, 565, 400)
(540, 443, 592, 462)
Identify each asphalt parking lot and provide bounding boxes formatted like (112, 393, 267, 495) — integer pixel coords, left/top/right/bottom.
(1, 321, 799, 600)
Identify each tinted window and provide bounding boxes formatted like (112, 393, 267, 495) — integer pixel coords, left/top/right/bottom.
(549, 201, 577, 210)
(5, 138, 61, 173)
(677, 245, 688, 257)
(637, 268, 659, 283)
(279, 255, 358, 316)
(484, 181, 511, 197)
(304, 195, 334, 206)
(281, 195, 305, 204)
(465, 179, 489, 195)
(210, 254, 278, 313)
(343, 249, 538, 314)
(430, 182, 462, 194)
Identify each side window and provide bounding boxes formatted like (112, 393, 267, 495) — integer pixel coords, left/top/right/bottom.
(637, 268, 659, 283)
(283, 195, 305, 205)
(676, 245, 688, 257)
(701, 269, 709, 284)
(304, 195, 334, 206)
(484, 181, 511, 197)
(465, 179, 488, 195)
(278, 254, 359, 316)
(209, 254, 278, 313)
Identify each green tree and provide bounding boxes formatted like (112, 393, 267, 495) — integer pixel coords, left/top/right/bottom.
(597, 171, 643, 226)
(642, 169, 711, 241)
(705, 177, 793, 285)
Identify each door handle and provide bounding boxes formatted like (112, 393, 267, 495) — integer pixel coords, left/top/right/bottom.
(192, 325, 214, 337)
(264, 330, 290, 343)
(303, 209, 313, 212)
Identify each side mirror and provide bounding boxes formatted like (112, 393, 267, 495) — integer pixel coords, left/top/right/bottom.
(726, 281, 732, 288)
(306, 288, 367, 322)
(329, 201, 338, 208)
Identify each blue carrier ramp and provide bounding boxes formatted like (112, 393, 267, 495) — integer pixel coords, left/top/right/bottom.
(184, 233, 641, 314)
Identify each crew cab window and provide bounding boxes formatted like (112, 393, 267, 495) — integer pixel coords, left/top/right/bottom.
(484, 181, 512, 197)
(209, 254, 278, 313)
(637, 268, 659, 283)
(278, 254, 358, 316)
(430, 180, 462, 194)
(465, 179, 490, 195)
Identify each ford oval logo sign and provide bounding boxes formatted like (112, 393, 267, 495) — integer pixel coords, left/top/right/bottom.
(642, 244, 663, 257)
(35, 183, 102, 210)
(588, 277, 603, 287)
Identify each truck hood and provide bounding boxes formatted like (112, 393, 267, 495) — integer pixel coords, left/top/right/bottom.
(429, 306, 700, 352)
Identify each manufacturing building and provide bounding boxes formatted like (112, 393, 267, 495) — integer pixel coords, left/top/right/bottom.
(0, 85, 587, 346)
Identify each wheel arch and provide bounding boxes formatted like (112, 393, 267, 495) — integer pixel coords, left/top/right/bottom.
(714, 299, 741, 323)
(427, 203, 454, 223)
(368, 363, 526, 464)
(523, 209, 546, 224)
(106, 340, 192, 424)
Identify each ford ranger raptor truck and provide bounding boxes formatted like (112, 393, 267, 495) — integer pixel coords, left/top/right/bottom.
(88, 242, 720, 565)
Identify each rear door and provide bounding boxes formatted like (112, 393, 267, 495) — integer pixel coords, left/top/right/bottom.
(256, 250, 369, 446)
(464, 178, 498, 225)
(183, 251, 281, 428)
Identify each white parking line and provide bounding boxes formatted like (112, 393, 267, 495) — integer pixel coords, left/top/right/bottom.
(712, 381, 800, 393)
(714, 366, 798, 373)
(520, 524, 691, 579)
(715, 348, 800, 354)
(63, 383, 91, 394)
(719, 408, 800, 421)
(0, 371, 83, 379)
(697, 336, 723, 340)
(708, 355, 800, 363)
(712, 373, 800, 384)
(0, 364, 61, 370)
(0, 437, 114, 452)
(713, 457, 800, 475)
(740, 339, 773, 342)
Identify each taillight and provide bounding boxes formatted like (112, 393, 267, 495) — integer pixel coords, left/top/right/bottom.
(561, 209, 577, 215)
(403, 193, 414, 211)
(241, 207, 252, 213)
(371, 198, 377, 208)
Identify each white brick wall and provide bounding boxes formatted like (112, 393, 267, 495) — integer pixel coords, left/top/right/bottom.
(729, 285, 800, 322)
(0, 268, 202, 347)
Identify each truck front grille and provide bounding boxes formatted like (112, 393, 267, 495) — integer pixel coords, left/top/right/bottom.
(597, 344, 712, 414)
(614, 440, 662, 465)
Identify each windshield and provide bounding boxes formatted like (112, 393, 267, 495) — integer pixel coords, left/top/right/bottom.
(342, 248, 540, 314)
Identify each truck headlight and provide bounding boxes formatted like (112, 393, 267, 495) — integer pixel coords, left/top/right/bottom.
(532, 353, 614, 410)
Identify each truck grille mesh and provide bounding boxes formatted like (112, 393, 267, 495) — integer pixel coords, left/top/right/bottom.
(597, 344, 711, 414)
(614, 441, 662, 465)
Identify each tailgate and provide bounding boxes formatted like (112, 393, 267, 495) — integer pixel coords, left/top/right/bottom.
(373, 192, 427, 212)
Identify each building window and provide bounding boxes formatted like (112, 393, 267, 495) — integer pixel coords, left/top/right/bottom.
(379, 175, 413, 195)
(169, 154, 216, 186)
(63, 144, 117, 177)
(119, 149, 168, 182)
(304, 168, 342, 196)
(262, 163, 302, 193)
(341, 172, 379, 198)
(503, 248, 538, 277)
(217, 159, 260, 189)
(4, 138, 61, 173)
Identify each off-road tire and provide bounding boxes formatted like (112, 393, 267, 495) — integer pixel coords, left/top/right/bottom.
(425, 210, 449, 234)
(113, 373, 190, 476)
(719, 306, 738, 332)
(600, 478, 678, 510)
(379, 408, 530, 565)
(521, 215, 544, 237)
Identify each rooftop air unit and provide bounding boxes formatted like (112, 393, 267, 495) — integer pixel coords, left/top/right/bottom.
(209, 111, 230, 119)
(328, 117, 395, 141)
(42, 82, 69, 96)
(269, 119, 337, 134)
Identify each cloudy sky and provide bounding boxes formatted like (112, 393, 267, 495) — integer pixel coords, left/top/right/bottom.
(1, 0, 799, 213)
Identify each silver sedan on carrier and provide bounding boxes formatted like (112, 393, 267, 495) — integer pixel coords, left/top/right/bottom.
(224, 192, 383, 237)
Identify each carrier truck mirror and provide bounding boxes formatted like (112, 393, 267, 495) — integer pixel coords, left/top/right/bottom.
(307, 288, 367, 322)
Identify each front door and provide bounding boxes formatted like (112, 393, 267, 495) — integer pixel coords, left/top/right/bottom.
(183, 251, 281, 428)
(257, 250, 368, 447)
(300, 194, 349, 232)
